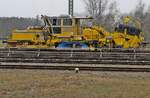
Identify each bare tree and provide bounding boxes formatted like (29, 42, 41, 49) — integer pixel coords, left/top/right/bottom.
(104, 1, 119, 31)
(84, 0, 108, 17)
(84, 0, 119, 31)
(133, 0, 145, 21)
(131, 0, 150, 40)
(147, 5, 150, 13)
(142, 5, 150, 40)
(84, 0, 108, 25)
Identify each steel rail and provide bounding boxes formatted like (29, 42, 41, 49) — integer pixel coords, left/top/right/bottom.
(0, 64, 150, 72)
(1, 48, 150, 52)
(0, 58, 150, 65)
(1, 48, 150, 65)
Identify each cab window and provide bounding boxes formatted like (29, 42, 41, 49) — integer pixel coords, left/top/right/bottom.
(63, 19, 72, 26)
(127, 27, 140, 36)
(52, 19, 61, 26)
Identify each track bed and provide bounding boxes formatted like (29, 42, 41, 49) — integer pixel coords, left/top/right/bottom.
(0, 48, 150, 72)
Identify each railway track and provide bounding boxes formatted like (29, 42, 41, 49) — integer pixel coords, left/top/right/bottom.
(0, 63, 150, 72)
(0, 48, 150, 72)
(1, 48, 150, 65)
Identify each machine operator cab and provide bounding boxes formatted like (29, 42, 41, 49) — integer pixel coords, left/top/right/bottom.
(113, 24, 144, 48)
(43, 16, 93, 48)
(115, 24, 142, 37)
(48, 16, 92, 35)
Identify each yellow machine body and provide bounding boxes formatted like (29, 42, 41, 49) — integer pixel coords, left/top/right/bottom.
(7, 16, 145, 49)
(83, 26, 110, 41)
(45, 16, 110, 48)
(11, 30, 44, 41)
(7, 27, 49, 48)
(7, 16, 92, 48)
(112, 16, 144, 48)
(83, 26, 111, 47)
(112, 28, 144, 48)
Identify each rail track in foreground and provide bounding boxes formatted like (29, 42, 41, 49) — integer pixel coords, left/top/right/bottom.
(1, 48, 150, 65)
(0, 48, 150, 72)
(0, 63, 150, 72)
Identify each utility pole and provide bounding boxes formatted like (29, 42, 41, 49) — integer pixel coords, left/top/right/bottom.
(69, 0, 74, 16)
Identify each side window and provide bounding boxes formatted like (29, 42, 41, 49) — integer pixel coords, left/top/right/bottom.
(53, 27, 61, 34)
(63, 19, 72, 26)
(53, 19, 57, 25)
(52, 19, 61, 26)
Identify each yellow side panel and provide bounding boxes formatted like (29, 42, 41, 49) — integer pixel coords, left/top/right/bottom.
(12, 33, 36, 40)
(62, 27, 74, 33)
(83, 29, 100, 40)
(113, 38, 125, 46)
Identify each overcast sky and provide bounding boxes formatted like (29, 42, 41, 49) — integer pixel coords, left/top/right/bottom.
(0, 0, 150, 17)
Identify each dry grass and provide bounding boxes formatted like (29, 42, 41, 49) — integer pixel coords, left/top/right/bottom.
(0, 70, 150, 98)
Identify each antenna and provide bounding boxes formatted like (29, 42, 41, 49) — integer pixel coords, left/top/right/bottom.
(68, 0, 74, 16)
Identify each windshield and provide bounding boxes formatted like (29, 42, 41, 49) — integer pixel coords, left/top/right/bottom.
(127, 27, 141, 36)
(115, 24, 141, 36)
(115, 24, 126, 33)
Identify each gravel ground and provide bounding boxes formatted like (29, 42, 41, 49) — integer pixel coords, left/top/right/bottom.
(0, 69, 150, 98)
